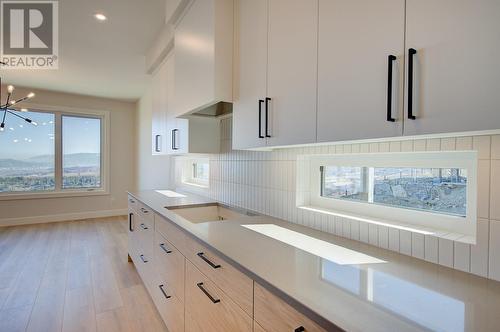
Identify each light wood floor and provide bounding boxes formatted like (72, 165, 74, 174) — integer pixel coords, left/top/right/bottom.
(0, 217, 168, 332)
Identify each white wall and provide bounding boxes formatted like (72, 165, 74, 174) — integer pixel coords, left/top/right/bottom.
(0, 86, 136, 225)
(135, 87, 171, 190)
(176, 116, 500, 282)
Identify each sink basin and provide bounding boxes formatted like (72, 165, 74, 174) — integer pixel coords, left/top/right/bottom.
(167, 203, 257, 223)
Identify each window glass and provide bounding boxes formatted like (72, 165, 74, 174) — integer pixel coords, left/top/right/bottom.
(0, 111, 55, 192)
(193, 162, 209, 182)
(321, 166, 467, 217)
(62, 116, 101, 189)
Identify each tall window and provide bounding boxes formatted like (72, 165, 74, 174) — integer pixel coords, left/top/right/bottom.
(62, 116, 101, 189)
(0, 109, 106, 196)
(0, 111, 55, 192)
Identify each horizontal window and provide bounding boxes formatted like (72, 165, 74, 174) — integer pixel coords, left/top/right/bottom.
(178, 157, 210, 188)
(303, 151, 478, 240)
(321, 166, 467, 217)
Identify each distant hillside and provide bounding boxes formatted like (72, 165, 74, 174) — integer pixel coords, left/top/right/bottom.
(0, 153, 100, 168)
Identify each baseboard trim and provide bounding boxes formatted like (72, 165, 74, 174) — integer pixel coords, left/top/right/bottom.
(0, 209, 128, 227)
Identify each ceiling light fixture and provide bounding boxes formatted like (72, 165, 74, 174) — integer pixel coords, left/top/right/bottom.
(94, 13, 107, 21)
(0, 67, 38, 132)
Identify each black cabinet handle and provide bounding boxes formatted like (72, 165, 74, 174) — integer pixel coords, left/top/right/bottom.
(172, 129, 179, 150)
(140, 254, 148, 263)
(258, 99, 264, 138)
(196, 282, 220, 303)
(155, 134, 161, 152)
(140, 207, 149, 214)
(387, 55, 397, 122)
(295, 327, 305, 332)
(140, 223, 148, 230)
(197, 252, 221, 269)
(159, 284, 171, 299)
(408, 48, 417, 120)
(265, 97, 271, 137)
(159, 243, 172, 254)
(128, 213, 134, 232)
(128, 198, 135, 203)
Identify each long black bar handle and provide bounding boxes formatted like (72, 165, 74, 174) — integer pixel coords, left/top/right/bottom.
(265, 97, 271, 137)
(408, 48, 417, 120)
(171, 129, 174, 150)
(197, 252, 221, 269)
(128, 213, 134, 232)
(155, 134, 161, 152)
(159, 284, 171, 299)
(387, 55, 397, 122)
(172, 129, 179, 150)
(258, 99, 264, 138)
(159, 243, 172, 254)
(197, 282, 220, 304)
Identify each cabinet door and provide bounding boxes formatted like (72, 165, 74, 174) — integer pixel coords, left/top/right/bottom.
(232, 0, 268, 149)
(151, 58, 169, 155)
(317, 0, 405, 143)
(185, 261, 252, 332)
(404, 0, 500, 135)
(266, 0, 318, 147)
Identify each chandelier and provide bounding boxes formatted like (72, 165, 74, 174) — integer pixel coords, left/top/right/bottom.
(0, 80, 37, 132)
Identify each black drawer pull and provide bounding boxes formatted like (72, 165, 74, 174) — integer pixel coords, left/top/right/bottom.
(140, 223, 148, 230)
(387, 54, 397, 122)
(258, 99, 264, 138)
(159, 284, 171, 299)
(159, 243, 172, 254)
(408, 48, 417, 120)
(196, 282, 220, 304)
(129, 198, 135, 203)
(140, 207, 149, 214)
(140, 254, 148, 263)
(197, 252, 221, 269)
(265, 97, 271, 137)
(295, 327, 305, 332)
(128, 213, 134, 232)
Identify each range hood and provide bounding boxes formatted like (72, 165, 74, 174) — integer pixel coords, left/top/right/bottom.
(187, 101, 233, 118)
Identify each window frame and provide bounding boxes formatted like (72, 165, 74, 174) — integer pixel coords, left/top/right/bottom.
(0, 105, 110, 200)
(178, 157, 210, 189)
(307, 151, 478, 239)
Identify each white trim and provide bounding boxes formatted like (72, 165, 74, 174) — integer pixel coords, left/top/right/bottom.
(0, 189, 109, 201)
(0, 209, 127, 227)
(299, 151, 478, 241)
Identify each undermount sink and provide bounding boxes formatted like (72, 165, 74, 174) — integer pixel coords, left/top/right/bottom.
(167, 203, 258, 223)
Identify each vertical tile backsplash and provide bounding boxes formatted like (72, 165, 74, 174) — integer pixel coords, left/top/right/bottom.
(175, 117, 500, 282)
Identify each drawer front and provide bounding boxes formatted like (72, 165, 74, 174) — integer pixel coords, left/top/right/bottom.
(154, 231, 185, 302)
(185, 261, 252, 332)
(136, 215, 154, 257)
(137, 201, 154, 225)
(131, 247, 155, 289)
(155, 214, 190, 254)
(254, 283, 326, 332)
(127, 194, 138, 212)
(149, 275, 185, 332)
(184, 235, 253, 316)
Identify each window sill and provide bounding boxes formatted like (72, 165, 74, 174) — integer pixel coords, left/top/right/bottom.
(299, 205, 475, 245)
(182, 181, 209, 189)
(0, 189, 110, 201)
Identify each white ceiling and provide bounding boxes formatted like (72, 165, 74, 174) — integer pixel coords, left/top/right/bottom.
(1, 0, 166, 101)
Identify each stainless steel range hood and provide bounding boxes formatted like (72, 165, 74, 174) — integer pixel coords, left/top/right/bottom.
(186, 101, 233, 118)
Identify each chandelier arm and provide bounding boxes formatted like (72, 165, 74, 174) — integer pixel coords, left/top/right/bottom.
(6, 110, 30, 121)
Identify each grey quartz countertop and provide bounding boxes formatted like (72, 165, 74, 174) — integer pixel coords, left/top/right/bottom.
(128, 190, 500, 332)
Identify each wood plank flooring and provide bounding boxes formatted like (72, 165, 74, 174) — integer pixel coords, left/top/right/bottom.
(0, 217, 168, 332)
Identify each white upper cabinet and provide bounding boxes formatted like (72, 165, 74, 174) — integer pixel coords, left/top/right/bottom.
(232, 0, 268, 150)
(266, 0, 318, 147)
(404, 0, 500, 136)
(173, 0, 233, 118)
(317, 0, 405, 143)
(151, 54, 171, 155)
(233, 0, 318, 149)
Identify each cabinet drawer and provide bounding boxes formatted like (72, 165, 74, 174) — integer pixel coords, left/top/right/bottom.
(155, 214, 190, 254)
(154, 231, 185, 302)
(137, 201, 154, 225)
(254, 283, 326, 332)
(127, 194, 138, 212)
(149, 275, 185, 332)
(136, 215, 154, 255)
(185, 260, 252, 332)
(184, 235, 253, 316)
(131, 248, 155, 289)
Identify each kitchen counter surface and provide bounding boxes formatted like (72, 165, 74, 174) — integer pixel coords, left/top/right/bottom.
(128, 190, 500, 332)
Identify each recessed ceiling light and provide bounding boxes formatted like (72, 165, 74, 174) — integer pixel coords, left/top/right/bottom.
(94, 13, 107, 21)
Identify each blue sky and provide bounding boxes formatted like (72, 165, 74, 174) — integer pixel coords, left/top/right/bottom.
(0, 111, 100, 160)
